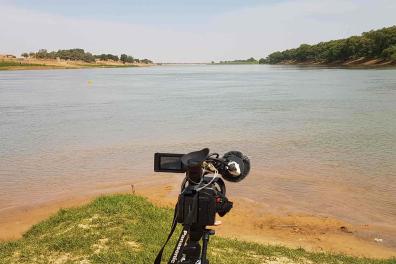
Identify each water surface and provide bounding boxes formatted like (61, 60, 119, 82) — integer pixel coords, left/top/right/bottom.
(1, 65, 395, 237)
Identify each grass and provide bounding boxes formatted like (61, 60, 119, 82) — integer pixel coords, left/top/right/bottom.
(0, 194, 395, 264)
(0, 61, 46, 68)
(0, 60, 141, 70)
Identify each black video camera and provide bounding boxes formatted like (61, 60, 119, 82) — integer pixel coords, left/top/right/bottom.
(154, 148, 250, 225)
(154, 148, 250, 264)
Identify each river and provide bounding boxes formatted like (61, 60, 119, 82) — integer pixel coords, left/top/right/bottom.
(1, 65, 395, 243)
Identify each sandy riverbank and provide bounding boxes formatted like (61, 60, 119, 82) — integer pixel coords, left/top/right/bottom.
(0, 57, 155, 71)
(0, 175, 395, 259)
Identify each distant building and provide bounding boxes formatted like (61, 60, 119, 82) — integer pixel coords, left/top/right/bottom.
(0, 54, 17, 59)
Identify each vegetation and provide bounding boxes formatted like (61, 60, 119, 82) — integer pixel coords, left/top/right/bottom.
(260, 25, 396, 64)
(0, 194, 394, 264)
(0, 60, 45, 68)
(119, 54, 153, 64)
(216, 57, 258, 64)
(94, 54, 119, 62)
(120, 54, 135, 64)
(31, 49, 96, 62)
(0, 60, 141, 70)
(24, 49, 153, 64)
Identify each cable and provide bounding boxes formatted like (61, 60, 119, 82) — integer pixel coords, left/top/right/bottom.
(196, 167, 219, 192)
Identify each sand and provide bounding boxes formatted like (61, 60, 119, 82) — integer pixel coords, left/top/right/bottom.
(0, 57, 155, 71)
(0, 175, 395, 259)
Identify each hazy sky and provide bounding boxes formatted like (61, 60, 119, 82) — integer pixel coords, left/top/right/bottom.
(0, 0, 395, 62)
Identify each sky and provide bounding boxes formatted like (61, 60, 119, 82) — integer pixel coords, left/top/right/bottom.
(0, 0, 395, 63)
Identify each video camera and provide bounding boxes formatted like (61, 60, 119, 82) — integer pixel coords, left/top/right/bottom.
(154, 148, 250, 264)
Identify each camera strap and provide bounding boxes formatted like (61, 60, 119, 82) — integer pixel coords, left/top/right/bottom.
(154, 193, 199, 264)
(168, 226, 190, 263)
(154, 203, 179, 264)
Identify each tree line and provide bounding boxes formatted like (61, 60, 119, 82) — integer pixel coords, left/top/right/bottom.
(21, 49, 153, 64)
(214, 57, 258, 64)
(259, 25, 396, 64)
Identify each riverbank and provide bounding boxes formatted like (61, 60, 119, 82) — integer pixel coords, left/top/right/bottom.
(0, 194, 395, 263)
(1, 176, 395, 259)
(0, 58, 155, 71)
(267, 58, 396, 68)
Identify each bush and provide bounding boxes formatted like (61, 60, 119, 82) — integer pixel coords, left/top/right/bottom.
(381, 45, 396, 60)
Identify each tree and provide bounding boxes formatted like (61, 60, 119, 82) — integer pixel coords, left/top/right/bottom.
(21, 53, 29, 58)
(95, 54, 119, 61)
(83, 52, 95, 63)
(258, 58, 267, 64)
(382, 45, 396, 60)
(120, 54, 128, 64)
(36, 49, 48, 59)
(141, 58, 153, 64)
(126, 56, 134, 63)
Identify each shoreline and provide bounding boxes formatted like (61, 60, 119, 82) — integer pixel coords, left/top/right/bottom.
(0, 64, 155, 71)
(265, 58, 396, 68)
(1, 176, 395, 259)
(0, 65, 143, 71)
(0, 58, 156, 71)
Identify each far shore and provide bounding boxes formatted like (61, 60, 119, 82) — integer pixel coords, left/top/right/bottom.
(1, 175, 395, 259)
(267, 58, 396, 68)
(0, 57, 155, 71)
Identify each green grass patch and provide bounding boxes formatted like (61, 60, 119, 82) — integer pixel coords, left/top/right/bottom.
(0, 194, 394, 263)
(0, 61, 45, 68)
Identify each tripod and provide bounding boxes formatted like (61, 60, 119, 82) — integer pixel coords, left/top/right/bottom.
(179, 227, 215, 264)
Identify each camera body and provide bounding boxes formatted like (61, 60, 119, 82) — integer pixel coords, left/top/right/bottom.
(176, 177, 232, 227)
(154, 149, 249, 227)
(177, 186, 216, 226)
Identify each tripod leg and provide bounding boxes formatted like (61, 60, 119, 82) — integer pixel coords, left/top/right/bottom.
(200, 229, 215, 264)
(181, 227, 203, 263)
(182, 240, 200, 263)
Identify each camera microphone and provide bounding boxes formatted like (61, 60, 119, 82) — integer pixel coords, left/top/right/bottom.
(221, 151, 250, 182)
(227, 161, 241, 176)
